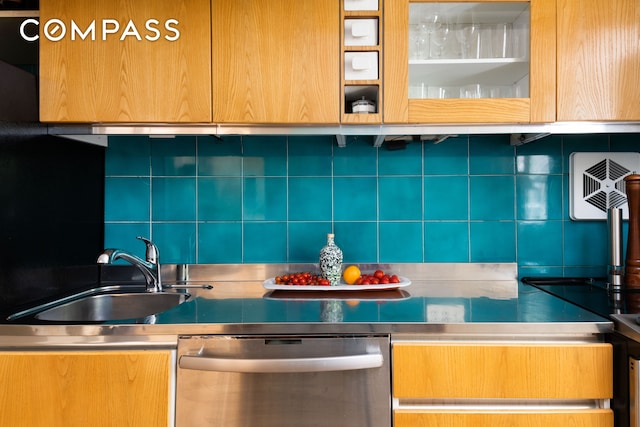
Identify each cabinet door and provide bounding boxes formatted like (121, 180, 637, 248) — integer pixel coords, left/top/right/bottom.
(557, 0, 640, 121)
(39, 0, 212, 123)
(395, 410, 613, 427)
(384, 0, 556, 124)
(393, 343, 612, 399)
(0, 350, 172, 427)
(212, 0, 340, 124)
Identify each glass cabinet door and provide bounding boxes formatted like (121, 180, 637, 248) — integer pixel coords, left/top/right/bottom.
(408, 2, 529, 100)
(383, 0, 556, 124)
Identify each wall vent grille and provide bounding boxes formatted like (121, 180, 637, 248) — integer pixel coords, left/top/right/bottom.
(569, 152, 640, 220)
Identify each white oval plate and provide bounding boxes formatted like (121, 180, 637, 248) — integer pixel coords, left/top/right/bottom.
(263, 276, 411, 292)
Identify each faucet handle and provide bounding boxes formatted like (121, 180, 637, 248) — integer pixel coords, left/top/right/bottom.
(137, 236, 159, 265)
(97, 249, 115, 264)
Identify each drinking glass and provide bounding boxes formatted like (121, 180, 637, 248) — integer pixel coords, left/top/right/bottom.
(511, 23, 529, 59)
(429, 21, 450, 58)
(492, 23, 513, 58)
(409, 25, 429, 60)
(419, 4, 442, 35)
(477, 24, 493, 58)
(418, 4, 444, 58)
(409, 82, 428, 99)
(455, 17, 480, 59)
(460, 84, 488, 99)
(428, 86, 459, 99)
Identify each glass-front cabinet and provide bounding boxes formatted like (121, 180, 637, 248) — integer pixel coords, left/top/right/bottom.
(384, 0, 555, 124)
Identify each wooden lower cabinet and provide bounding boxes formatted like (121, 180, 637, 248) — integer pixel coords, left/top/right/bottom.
(0, 350, 172, 427)
(392, 342, 613, 427)
(393, 343, 612, 399)
(395, 410, 613, 427)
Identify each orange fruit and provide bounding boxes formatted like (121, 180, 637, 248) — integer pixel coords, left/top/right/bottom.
(342, 265, 361, 285)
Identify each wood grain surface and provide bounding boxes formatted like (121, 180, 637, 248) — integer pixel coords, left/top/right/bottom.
(40, 0, 211, 123)
(212, 0, 339, 124)
(395, 410, 613, 427)
(557, 0, 640, 121)
(393, 342, 612, 399)
(0, 350, 171, 427)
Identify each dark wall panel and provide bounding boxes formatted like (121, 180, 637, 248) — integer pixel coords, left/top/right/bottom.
(0, 134, 104, 318)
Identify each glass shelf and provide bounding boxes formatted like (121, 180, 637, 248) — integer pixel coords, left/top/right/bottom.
(410, 58, 528, 90)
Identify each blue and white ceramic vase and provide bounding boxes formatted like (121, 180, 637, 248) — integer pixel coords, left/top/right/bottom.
(319, 233, 343, 286)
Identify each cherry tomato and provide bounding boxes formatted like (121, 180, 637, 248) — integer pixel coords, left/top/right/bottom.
(374, 270, 385, 279)
(390, 275, 400, 283)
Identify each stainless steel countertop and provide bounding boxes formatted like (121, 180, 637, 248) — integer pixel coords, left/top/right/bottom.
(612, 313, 640, 342)
(0, 263, 613, 348)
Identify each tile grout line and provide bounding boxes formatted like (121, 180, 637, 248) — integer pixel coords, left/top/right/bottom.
(194, 136, 199, 264)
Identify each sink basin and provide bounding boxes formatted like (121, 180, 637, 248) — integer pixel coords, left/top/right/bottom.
(34, 292, 189, 322)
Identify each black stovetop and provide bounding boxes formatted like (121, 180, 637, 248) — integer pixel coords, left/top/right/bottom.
(521, 277, 624, 319)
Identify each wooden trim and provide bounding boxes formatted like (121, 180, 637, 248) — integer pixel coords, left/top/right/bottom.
(395, 410, 613, 427)
(341, 0, 383, 123)
(408, 99, 531, 123)
(530, 0, 556, 122)
(381, 0, 409, 123)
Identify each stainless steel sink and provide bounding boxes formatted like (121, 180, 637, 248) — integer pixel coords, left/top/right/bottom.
(34, 291, 189, 321)
(5, 285, 193, 322)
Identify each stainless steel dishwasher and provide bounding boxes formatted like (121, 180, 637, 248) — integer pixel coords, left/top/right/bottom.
(176, 335, 390, 427)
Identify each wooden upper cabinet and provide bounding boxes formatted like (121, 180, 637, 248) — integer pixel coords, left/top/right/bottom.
(212, 0, 340, 124)
(557, 0, 640, 121)
(39, 0, 212, 123)
(383, 0, 556, 124)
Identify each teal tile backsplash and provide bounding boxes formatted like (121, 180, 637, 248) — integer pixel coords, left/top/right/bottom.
(104, 133, 639, 277)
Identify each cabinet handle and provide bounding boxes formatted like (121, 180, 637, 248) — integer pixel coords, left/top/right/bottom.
(352, 55, 374, 70)
(179, 353, 383, 373)
(351, 21, 370, 38)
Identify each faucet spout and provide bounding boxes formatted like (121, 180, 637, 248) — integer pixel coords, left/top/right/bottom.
(97, 237, 162, 292)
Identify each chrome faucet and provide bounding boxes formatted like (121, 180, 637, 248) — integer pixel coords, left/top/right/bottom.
(97, 236, 162, 292)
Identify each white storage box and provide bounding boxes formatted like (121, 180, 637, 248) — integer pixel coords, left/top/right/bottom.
(344, 19, 378, 46)
(344, 0, 378, 11)
(344, 52, 379, 80)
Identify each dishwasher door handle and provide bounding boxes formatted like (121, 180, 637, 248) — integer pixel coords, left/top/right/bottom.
(179, 353, 384, 373)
